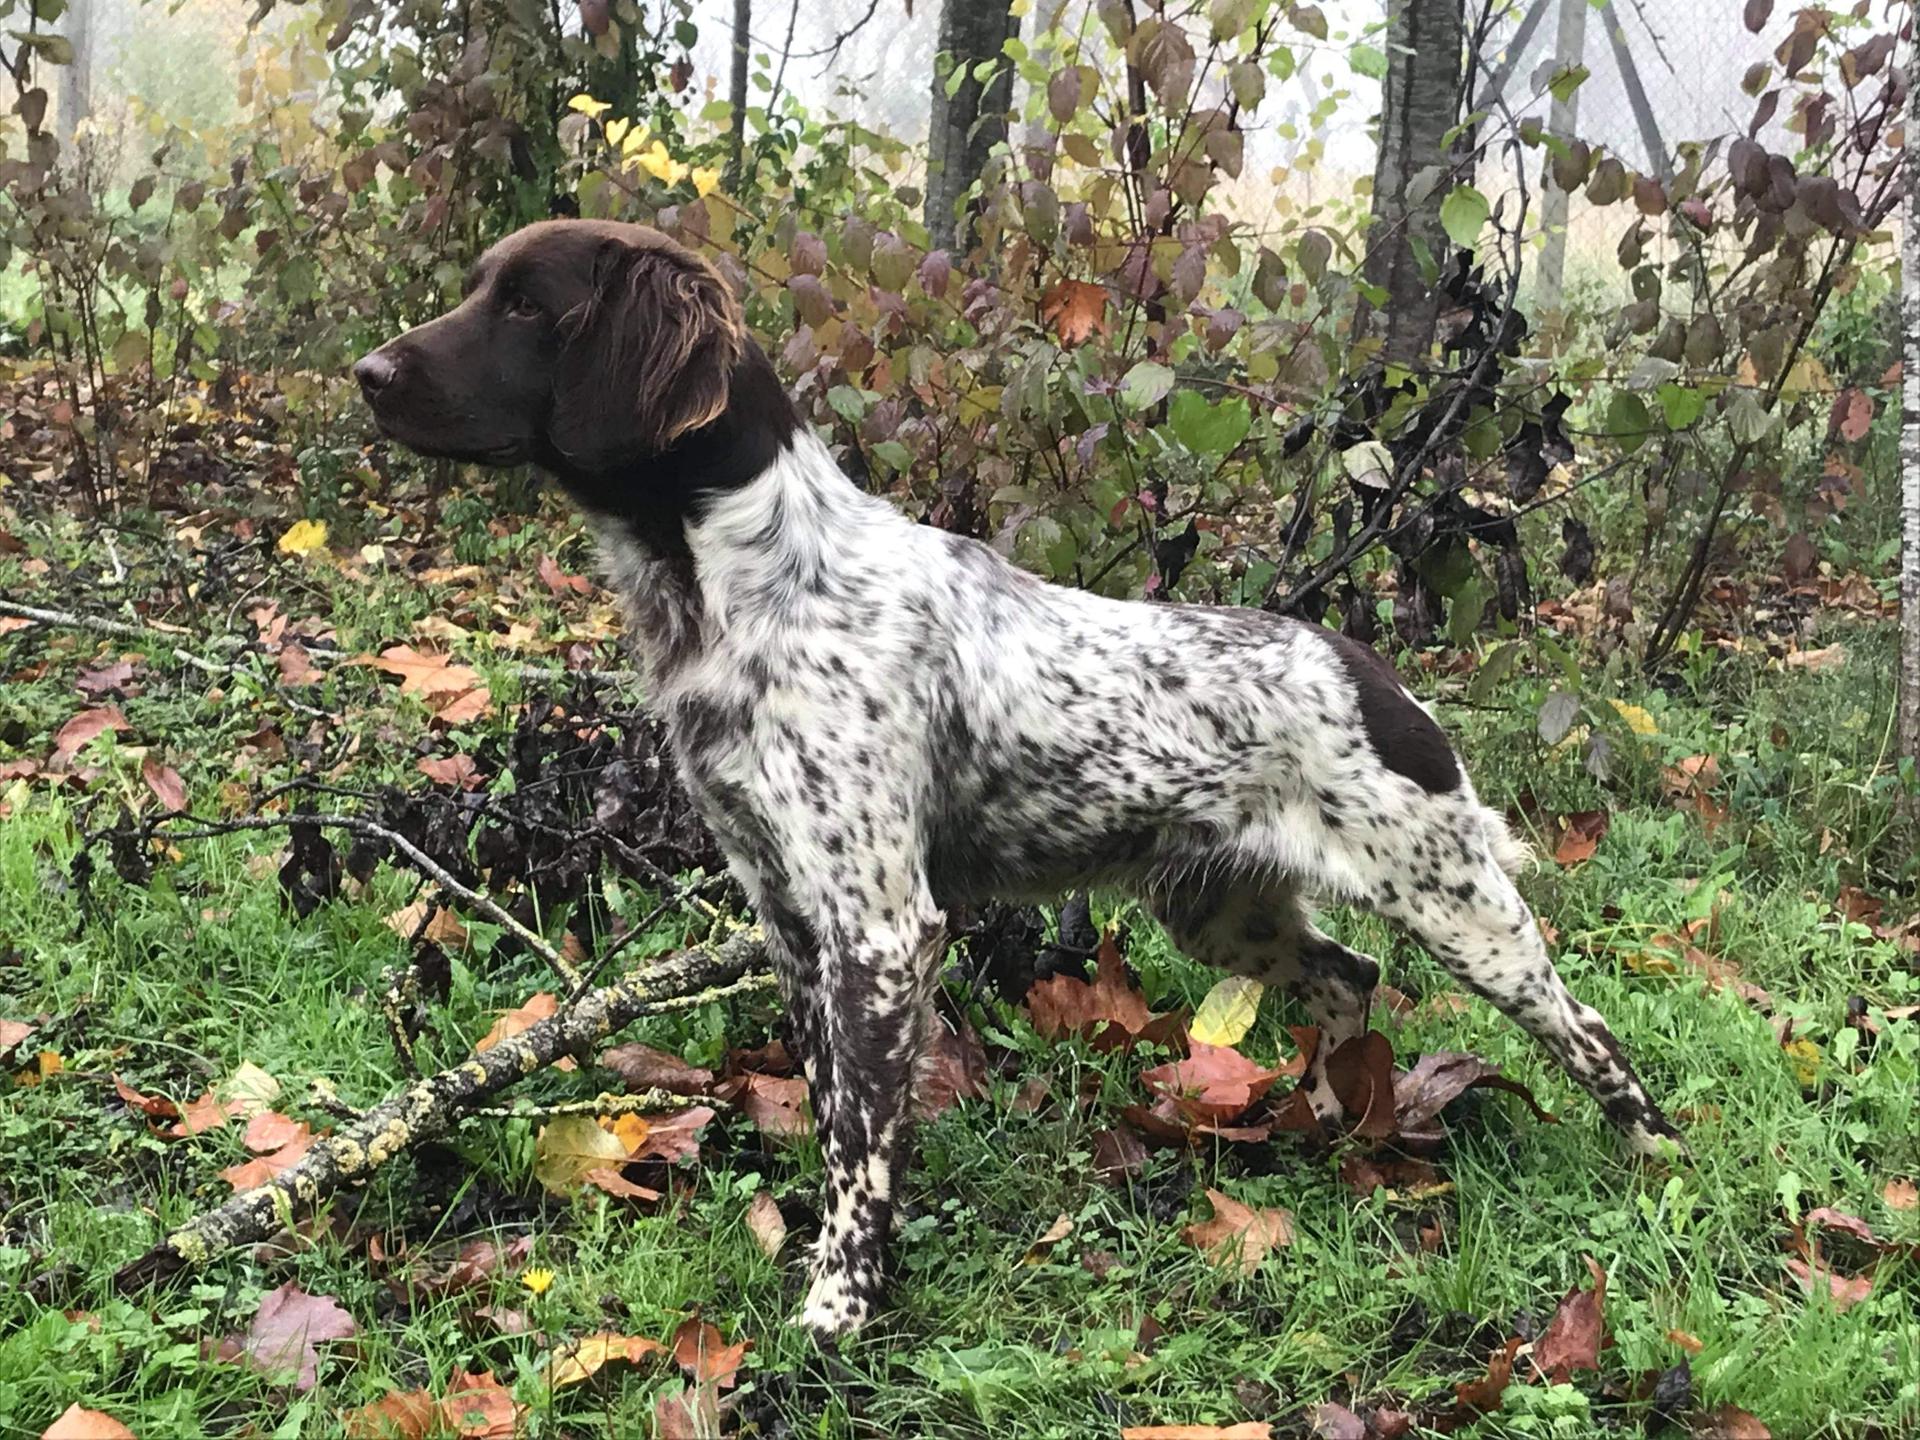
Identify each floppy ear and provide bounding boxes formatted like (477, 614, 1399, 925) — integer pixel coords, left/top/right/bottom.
(550, 240, 743, 469)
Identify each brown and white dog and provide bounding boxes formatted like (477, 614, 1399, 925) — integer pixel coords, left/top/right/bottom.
(357, 219, 1679, 1339)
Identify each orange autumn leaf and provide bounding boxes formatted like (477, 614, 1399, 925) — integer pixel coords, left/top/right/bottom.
(1041, 278, 1111, 347)
(670, 1318, 750, 1388)
(1025, 931, 1183, 1051)
(474, 993, 574, 1071)
(341, 1389, 435, 1438)
(1182, 1188, 1293, 1276)
(437, 1370, 518, 1438)
(1552, 809, 1610, 866)
(40, 1404, 137, 1439)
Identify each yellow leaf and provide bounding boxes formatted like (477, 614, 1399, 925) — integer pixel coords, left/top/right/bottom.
(606, 1112, 650, 1154)
(605, 117, 631, 147)
(619, 124, 653, 159)
(632, 139, 688, 185)
(1783, 1037, 1822, 1087)
(567, 93, 610, 117)
(534, 1116, 631, 1193)
(1189, 975, 1266, 1048)
(1608, 699, 1657, 736)
(546, 1331, 667, 1389)
(691, 165, 721, 198)
(277, 518, 328, 556)
(218, 1061, 281, 1118)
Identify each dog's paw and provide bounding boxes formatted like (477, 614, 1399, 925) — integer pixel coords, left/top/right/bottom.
(795, 1267, 875, 1342)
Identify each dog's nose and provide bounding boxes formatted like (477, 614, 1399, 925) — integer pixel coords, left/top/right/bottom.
(353, 351, 397, 396)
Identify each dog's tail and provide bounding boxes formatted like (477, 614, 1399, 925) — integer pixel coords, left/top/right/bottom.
(1482, 808, 1534, 876)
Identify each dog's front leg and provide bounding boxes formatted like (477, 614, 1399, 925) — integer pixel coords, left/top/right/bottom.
(797, 892, 946, 1341)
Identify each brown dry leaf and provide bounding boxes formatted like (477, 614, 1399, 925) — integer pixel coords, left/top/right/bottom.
(654, 1383, 723, 1440)
(1021, 1212, 1075, 1265)
(141, 757, 188, 813)
(1025, 931, 1184, 1051)
(362, 645, 480, 697)
(600, 1042, 715, 1096)
(545, 1330, 668, 1389)
(1394, 1051, 1557, 1136)
(914, 1016, 990, 1119)
(1182, 1188, 1293, 1276)
(112, 1075, 178, 1120)
(214, 1282, 356, 1392)
(277, 643, 323, 686)
(533, 1116, 631, 1194)
(432, 686, 492, 727)
(1140, 1041, 1293, 1126)
(1531, 1256, 1607, 1383)
(1553, 809, 1610, 866)
(537, 554, 595, 596)
(1041, 278, 1112, 347)
(1784, 1256, 1873, 1310)
(40, 1405, 137, 1440)
(1782, 643, 1846, 671)
(1666, 1328, 1705, 1353)
(437, 1369, 519, 1438)
(341, 1389, 435, 1438)
(581, 1167, 662, 1201)
(717, 1072, 811, 1138)
(473, 993, 573, 1070)
(1692, 1405, 1772, 1438)
(1120, 1426, 1271, 1439)
(1323, 1030, 1396, 1139)
(1454, 1335, 1522, 1415)
(1310, 1405, 1365, 1440)
(1092, 1126, 1149, 1183)
(745, 1190, 787, 1258)
(417, 754, 484, 790)
(221, 1112, 316, 1191)
(1, 1018, 37, 1053)
(670, 1318, 750, 1387)
(51, 705, 130, 765)
(633, 1105, 716, 1162)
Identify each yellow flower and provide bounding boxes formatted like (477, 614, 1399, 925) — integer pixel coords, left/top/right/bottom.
(691, 166, 721, 198)
(630, 139, 688, 186)
(521, 1267, 556, 1295)
(566, 94, 610, 118)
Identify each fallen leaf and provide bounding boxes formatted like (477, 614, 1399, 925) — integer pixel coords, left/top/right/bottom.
(1323, 1030, 1396, 1138)
(1553, 809, 1610, 865)
(1026, 931, 1185, 1051)
(545, 1330, 668, 1389)
(277, 643, 323, 686)
(1190, 975, 1266, 1047)
(1182, 1188, 1293, 1276)
(1092, 1126, 1149, 1183)
(654, 1382, 723, 1440)
(745, 1191, 787, 1257)
(1310, 1404, 1365, 1440)
(600, 1042, 715, 1096)
(75, 660, 137, 698)
(112, 1075, 178, 1119)
(221, 1112, 316, 1191)
(51, 705, 130, 764)
(1454, 1335, 1522, 1414)
(1784, 1256, 1873, 1310)
(1120, 1426, 1271, 1439)
(341, 1389, 435, 1438)
(278, 518, 329, 556)
(362, 645, 479, 697)
(537, 554, 595, 596)
(1692, 1404, 1772, 1438)
(1883, 1179, 1917, 1211)
(216, 1282, 356, 1392)
(581, 1167, 662, 1201)
(1, 1019, 37, 1052)
(716, 1072, 811, 1137)
(670, 1318, 750, 1387)
(140, 757, 188, 812)
(1531, 1256, 1607, 1383)
(436, 1369, 519, 1438)
(417, 754, 484, 790)
(1140, 1041, 1292, 1126)
(1393, 1051, 1556, 1137)
(915, 1016, 990, 1118)
(1783, 643, 1846, 671)
(474, 993, 573, 1070)
(1021, 1212, 1075, 1265)
(534, 1116, 631, 1194)
(40, 1405, 136, 1439)
(633, 1105, 715, 1162)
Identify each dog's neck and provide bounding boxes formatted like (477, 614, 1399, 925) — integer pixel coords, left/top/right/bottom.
(556, 340, 805, 561)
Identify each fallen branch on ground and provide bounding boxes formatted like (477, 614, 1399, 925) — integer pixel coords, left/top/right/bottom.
(114, 926, 771, 1295)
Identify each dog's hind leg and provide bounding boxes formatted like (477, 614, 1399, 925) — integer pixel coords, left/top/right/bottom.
(1153, 881, 1380, 1124)
(1369, 816, 1680, 1155)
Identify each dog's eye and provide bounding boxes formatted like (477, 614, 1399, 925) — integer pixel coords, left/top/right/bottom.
(504, 292, 541, 320)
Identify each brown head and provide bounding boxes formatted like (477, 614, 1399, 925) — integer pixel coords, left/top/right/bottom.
(355, 220, 794, 546)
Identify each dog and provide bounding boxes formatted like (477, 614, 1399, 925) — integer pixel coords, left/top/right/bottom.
(356, 219, 1680, 1338)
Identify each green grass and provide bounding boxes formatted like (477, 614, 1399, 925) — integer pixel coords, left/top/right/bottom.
(1, 509, 1917, 1439)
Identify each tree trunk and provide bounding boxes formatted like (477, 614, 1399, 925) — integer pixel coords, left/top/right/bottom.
(54, 0, 92, 146)
(726, 0, 751, 185)
(1899, 30, 1920, 824)
(1361, 0, 1465, 367)
(925, 0, 1020, 252)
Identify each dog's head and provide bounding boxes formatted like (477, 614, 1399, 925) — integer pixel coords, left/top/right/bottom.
(354, 220, 744, 477)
